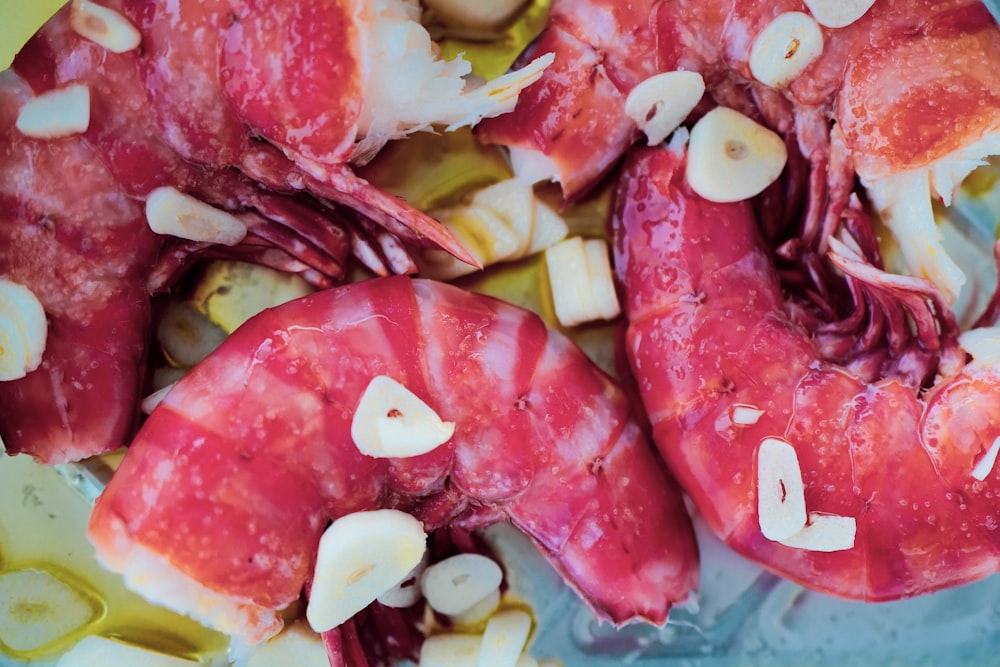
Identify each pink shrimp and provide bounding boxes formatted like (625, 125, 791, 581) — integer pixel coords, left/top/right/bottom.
(612, 145, 1000, 601)
(86, 275, 699, 655)
(478, 0, 1000, 299)
(1, 0, 552, 463)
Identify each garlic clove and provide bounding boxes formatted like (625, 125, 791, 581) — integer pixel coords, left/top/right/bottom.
(778, 512, 857, 552)
(306, 509, 427, 633)
(478, 609, 532, 667)
(351, 376, 455, 459)
(748, 12, 824, 88)
(16, 84, 91, 139)
(545, 237, 621, 327)
(624, 71, 705, 146)
(756, 437, 807, 541)
(145, 187, 248, 246)
(418, 633, 483, 667)
(525, 199, 569, 255)
(421, 553, 503, 617)
(471, 179, 536, 257)
(802, 0, 877, 28)
(70, 0, 142, 53)
(686, 106, 788, 203)
(0, 278, 47, 381)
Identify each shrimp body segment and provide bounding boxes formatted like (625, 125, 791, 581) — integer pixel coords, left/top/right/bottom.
(612, 146, 1000, 601)
(87, 276, 699, 646)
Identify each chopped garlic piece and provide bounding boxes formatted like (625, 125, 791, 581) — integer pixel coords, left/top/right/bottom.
(480, 609, 532, 667)
(778, 512, 857, 552)
(0, 278, 47, 381)
(757, 437, 807, 541)
(731, 404, 764, 426)
(624, 71, 705, 146)
(470, 178, 569, 256)
(545, 237, 621, 328)
(351, 375, 455, 458)
(421, 553, 503, 616)
(749, 12, 823, 88)
(307, 509, 427, 633)
(959, 327, 1000, 367)
(70, 0, 142, 53)
(686, 107, 788, 203)
(972, 436, 1000, 481)
(244, 619, 328, 667)
(15, 84, 91, 139)
(802, 0, 876, 28)
(145, 186, 248, 246)
(57, 636, 197, 667)
(419, 633, 483, 667)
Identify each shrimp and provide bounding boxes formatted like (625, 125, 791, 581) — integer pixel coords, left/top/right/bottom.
(612, 145, 1000, 601)
(86, 275, 700, 653)
(477, 0, 1000, 304)
(1, 0, 550, 463)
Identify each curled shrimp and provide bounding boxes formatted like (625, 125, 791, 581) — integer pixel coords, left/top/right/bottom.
(612, 145, 1000, 601)
(86, 276, 699, 655)
(1, 0, 549, 463)
(478, 0, 1000, 305)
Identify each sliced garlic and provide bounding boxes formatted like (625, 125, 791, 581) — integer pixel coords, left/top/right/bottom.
(70, 0, 142, 53)
(419, 633, 482, 667)
(306, 509, 427, 633)
(145, 186, 248, 246)
(141, 382, 176, 415)
(479, 609, 532, 667)
(1, 569, 100, 654)
(56, 636, 197, 667)
(244, 619, 328, 667)
(730, 404, 764, 426)
(449, 587, 501, 626)
(756, 437, 807, 541)
(351, 375, 455, 459)
(686, 107, 788, 203)
(972, 436, 1000, 481)
(748, 12, 823, 88)
(376, 552, 428, 608)
(778, 512, 857, 552)
(959, 327, 1000, 367)
(0, 278, 47, 381)
(545, 237, 621, 328)
(423, 0, 527, 31)
(624, 71, 705, 146)
(15, 84, 91, 139)
(421, 553, 503, 617)
(802, 0, 876, 28)
(470, 179, 569, 258)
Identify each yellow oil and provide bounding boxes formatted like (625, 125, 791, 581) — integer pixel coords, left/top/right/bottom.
(0, 454, 229, 665)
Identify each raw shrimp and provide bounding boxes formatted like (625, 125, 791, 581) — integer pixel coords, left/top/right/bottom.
(86, 276, 699, 653)
(477, 0, 1000, 303)
(2, 0, 549, 463)
(612, 145, 1000, 601)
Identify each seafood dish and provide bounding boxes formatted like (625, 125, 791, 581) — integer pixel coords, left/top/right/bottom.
(2, 0, 1000, 665)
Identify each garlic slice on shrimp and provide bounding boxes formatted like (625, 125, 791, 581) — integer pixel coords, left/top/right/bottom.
(15, 84, 91, 139)
(351, 375, 455, 458)
(756, 437, 808, 541)
(624, 71, 705, 146)
(686, 107, 788, 203)
(0, 278, 47, 381)
(307, 509, 427, 633)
